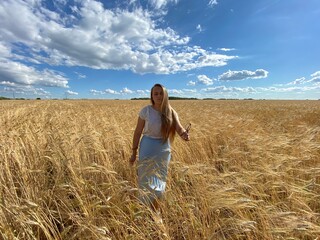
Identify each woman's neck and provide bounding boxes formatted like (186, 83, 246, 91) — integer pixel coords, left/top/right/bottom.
(152, 104, 161, 111)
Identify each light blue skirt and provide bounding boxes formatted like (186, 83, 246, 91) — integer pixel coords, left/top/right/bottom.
(137, 135, 171, 205)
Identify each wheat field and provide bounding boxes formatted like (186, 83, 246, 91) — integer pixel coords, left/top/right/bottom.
(0, 99, 319, 240)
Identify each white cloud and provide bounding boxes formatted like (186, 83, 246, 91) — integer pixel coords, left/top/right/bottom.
(235, 87, 256, 93)
(202, 85, 320, 94)
(311, 71, 320, 78)
(196, 24, 202, 32)
(309, 71, 320, 84)
(260, 86, 315, 93)
(202, 86, 256, 93)
(168, 89, 183, 94)
(187, 80, 196, 86)
(0, 0, 236, 79)
(187, 74, 216, 86)
(287, 71, 320, 85)
(66, 90, 78, 95)
(90, 84, 320, 99)
(105, 89, 120, 94)
(0, 60, 69, 87)
(208, 0, 218, 7)
(288, 77, 306, 85)
(183, 89, 197, 93)
(217, 48, 236, 52)
(0, 81, 16, 87)
(90, 88, 197, 97)
(90, 88, 121, 95)
(75, 72, 86, 79)
(90, 89, 104, 95)
(255, 85, 320, 93)
(197, 75, 214, 85)
(0, 41, 11, 58)
(136, 90, 146, 94)
(121, 87, 134, 94)
(0, 0, 42, 43)
(2, 85, 50, 96)
(150, 0, 179, 10)
(218, 69, 268, 81)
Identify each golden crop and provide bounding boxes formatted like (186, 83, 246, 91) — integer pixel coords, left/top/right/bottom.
(0, 100, 319, 239)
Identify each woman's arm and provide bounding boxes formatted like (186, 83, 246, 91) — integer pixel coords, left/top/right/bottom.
(129, 117, 145, 165)
(173, 109, 190, 141)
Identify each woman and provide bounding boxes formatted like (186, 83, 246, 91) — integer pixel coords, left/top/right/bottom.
(129, 83, 190, 213)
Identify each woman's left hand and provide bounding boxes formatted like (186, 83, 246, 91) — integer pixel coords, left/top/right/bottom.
(181, 131, 190, 141)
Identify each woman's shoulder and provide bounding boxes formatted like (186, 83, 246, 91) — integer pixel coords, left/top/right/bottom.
(139, 105, 151, 118)
(171, 106, 178, 114)
(140, 105, 152, 111)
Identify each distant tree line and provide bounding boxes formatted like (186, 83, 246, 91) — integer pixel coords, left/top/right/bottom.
(0, 96, 42, 100)
(0, 96, 26, 100)
(0, 96, 10, 100)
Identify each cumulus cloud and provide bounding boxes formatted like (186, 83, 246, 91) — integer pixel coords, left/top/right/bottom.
(311, 71, 320, 78)
(0, 42, 11, 58)
(202, 86, 256, 93)
(120, 87, 134, 94)
(208, 0, 218, 7)
(289, 77, 306, 85)
(259, 86, 320, 93)
(187, 74, 214, 86)
(66, 90, 78, 95)
(0, 0, 236, 80)
(183, 89, 197, 93)
(88, 83, 320, 99)
(309, 71, 320, 83)
(187, 80, 196, 86)
(287, 71, 320, 85)
(217, 48, 236, 52)
(90, 89, 122, 95)
(90, 87, 149, 96)
(149, 0, 179, 9)
(197, 75, 214, 85)
(90, 89, 104, 95)
(168, 89, 183, 95)
(196, 24, 203, 32)
(2, 86, 50, 96)
(75, 72, 86, 79)
(0, 60, 69, 87)
(220, 85, 303, 95)
(136, 89, 146, 94)
(169, 70, 319, 98)
(105, 89, 120, 94)
(198, 84, 320, 100)
(89, 87, 196, 97)
(218, 69, 268, 81)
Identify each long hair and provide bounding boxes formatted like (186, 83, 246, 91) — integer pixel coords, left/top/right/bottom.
(150, 84, 176, 143)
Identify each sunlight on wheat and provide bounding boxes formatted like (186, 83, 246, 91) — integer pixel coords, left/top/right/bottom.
(0, 99, 319, 239)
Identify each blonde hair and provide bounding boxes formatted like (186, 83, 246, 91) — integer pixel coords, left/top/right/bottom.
(150, 84, 176, 143)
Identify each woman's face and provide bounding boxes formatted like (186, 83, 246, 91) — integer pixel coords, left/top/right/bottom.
(152, 86, 163, 105)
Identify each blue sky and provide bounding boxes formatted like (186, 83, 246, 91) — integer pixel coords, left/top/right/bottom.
(0, 0, 319, 99)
